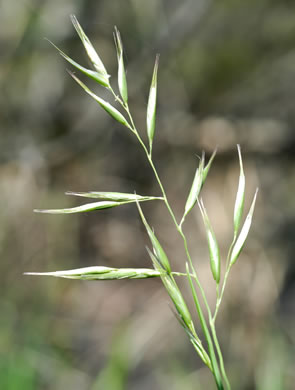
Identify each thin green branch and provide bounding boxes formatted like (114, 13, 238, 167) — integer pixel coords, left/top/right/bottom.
(210, 319, 231, 390)
(108, 81, 226, 389)
(111, 80, 213, 313)
(187, 266, 224, 390)
(213, 235, 236, 322)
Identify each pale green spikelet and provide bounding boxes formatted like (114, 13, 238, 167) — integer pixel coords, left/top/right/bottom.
(147, 55, 159, 154)
(230, 189, 258, 266)
(69, 71, 131, 128)
(70, 15, 109, 77)
(114, 26, 128, 104)
(198, 198, 221, 283)
(233, 145, 245, 236)
(25, 266, 162, 280)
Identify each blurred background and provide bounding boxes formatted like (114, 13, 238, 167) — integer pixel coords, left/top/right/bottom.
(0, 0, 294, 389)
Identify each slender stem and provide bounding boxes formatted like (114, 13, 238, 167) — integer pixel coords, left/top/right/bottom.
(213, 235, 236, 322)
(179, 228, 213, 318)
(179, 214, 186, 229)
(225, 234, 236, 271)
(122, 101, 184, 234)
(213, 267, 230, 322)
(135, 123, 213, 322)
(187, 269, 224, 390)
(132, 117, 225, 387)
(108, 85, 226, 389)
(114, 86, 213, 319)
(210, 320, 231, 390)
(216, 283, 220, 301)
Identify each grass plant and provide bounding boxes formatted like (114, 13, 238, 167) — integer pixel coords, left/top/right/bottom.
(26, 15, 258, 389)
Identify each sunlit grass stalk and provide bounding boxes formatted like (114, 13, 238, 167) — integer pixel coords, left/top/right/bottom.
(27, 16, 259, 390)
(114, 95, 226, 387)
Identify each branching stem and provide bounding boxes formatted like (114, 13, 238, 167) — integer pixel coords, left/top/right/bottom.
(213, 235, 236, 322)
(108, 84, 230, 390)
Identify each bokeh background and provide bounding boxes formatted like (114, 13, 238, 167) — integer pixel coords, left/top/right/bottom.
(1, 0, 295, 389)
